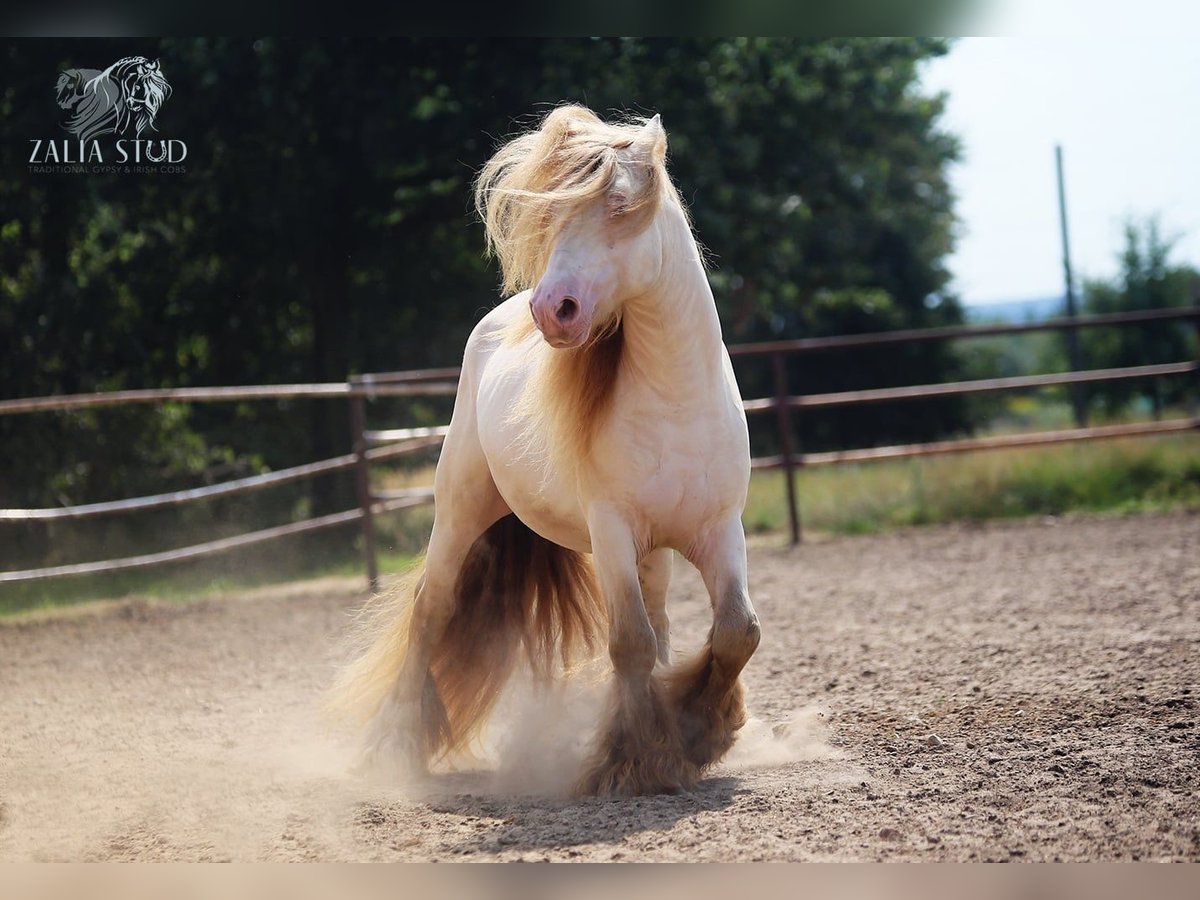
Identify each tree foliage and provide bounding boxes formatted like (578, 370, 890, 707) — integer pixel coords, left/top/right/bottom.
(1081, 218, 1198, 417)
(0, 38, 964, 519)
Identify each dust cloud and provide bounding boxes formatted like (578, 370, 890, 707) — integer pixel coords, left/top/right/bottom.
(433, 663, 837, 796)
(721, 704, 842, 770)
(457, 660, 611, 796)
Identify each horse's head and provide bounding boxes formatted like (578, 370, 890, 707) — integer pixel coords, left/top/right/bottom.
(114, 57, 172, 136)
(476, 106, 676, 350)
(529, 116, 668, 349)
(58, 56, 172, 143)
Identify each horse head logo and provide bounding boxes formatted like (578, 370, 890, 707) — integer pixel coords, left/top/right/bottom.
(55, 56, 172, 143)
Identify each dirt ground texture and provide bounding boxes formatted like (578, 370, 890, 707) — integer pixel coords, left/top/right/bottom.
(1, 509, 1197, 862)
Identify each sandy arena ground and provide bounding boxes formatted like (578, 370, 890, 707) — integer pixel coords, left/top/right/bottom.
(1, 510, 1197, 862)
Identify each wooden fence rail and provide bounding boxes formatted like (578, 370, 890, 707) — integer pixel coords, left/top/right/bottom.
(730, 306, 1200, 544)
(0, 494, 432, 585)
(0, 379, 452, 588)
(741, 361, 1199, 412)
(0, 381, 459, 416)
(0, 436, 446, 522)
(750, 417, 1200, 469)
(1, 307, 1197, 587)
(725, 306, 1200, 357)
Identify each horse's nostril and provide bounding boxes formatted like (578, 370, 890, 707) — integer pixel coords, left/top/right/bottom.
(556, 297, 579, 323)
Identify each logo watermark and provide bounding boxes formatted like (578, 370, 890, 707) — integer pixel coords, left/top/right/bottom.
(28, 56, 188, 175)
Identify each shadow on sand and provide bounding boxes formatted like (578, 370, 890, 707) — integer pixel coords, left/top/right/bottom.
(354, 771, 745, 857)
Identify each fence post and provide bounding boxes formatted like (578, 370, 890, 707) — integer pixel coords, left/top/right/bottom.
(1056, 144, 1088, 427)
(1192, 302, 1200, 420)
(771, 352, 801, 545)
(348, 381, 379, 592)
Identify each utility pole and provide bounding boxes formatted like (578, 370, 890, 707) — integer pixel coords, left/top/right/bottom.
(1056, 144, 1087, 427)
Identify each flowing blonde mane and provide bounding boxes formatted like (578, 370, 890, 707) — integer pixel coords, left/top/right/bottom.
(474, 104, 672, 296)
(475, 105, 679, 471)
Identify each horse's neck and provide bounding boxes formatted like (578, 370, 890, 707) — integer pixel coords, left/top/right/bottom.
(620, 207, 726, 407)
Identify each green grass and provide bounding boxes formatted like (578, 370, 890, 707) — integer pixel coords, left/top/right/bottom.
(743, 432, 1200, 538)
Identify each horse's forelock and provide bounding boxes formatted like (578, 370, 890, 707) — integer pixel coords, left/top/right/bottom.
(475, 105, 673, 297)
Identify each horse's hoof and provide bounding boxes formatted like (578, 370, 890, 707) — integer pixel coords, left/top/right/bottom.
(669, 671, 748, 771)
(354, 734, 428, 783)
(574, 745, 698, 797)
(574, 768, 687, 797)
(356, 700, 430, 782)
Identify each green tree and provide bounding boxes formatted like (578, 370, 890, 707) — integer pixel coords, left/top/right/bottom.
(1081, 218, 1198, 418)
(1, 38, 965, 555)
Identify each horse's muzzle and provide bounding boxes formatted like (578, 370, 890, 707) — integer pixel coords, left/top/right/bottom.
(530, 291, 589, 348)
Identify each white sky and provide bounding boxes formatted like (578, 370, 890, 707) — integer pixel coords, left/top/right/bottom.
(921, 23, 1200, 304)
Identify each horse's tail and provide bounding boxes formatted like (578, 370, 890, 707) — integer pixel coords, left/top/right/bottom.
(327, 565, 421, 733)
(332, 514, 605, 759)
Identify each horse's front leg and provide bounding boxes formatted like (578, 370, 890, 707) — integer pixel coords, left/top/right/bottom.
(667, 516, 761, 772)
(575, 506, 695, 796)
(639, 548, 674, 666)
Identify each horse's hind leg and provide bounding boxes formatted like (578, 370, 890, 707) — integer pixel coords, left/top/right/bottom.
(666, 516, 761, 772)
(363, 508, 502, 774)
(576, 507, 694, 796)
(360, 404, 509, 775)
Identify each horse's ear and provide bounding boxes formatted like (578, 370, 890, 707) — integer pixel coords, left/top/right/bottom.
(609, 114, 665, 215)
(628, 114, 666, 167)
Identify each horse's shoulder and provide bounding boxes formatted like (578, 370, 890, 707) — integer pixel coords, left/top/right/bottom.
(461, 292, 537, 383)
(468, 291, 531, 343)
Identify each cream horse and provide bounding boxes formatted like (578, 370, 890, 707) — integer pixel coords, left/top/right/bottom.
(336, 105, 760, 795)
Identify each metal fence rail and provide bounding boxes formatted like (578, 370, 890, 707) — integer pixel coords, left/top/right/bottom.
(2, 306, 1198, 588)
